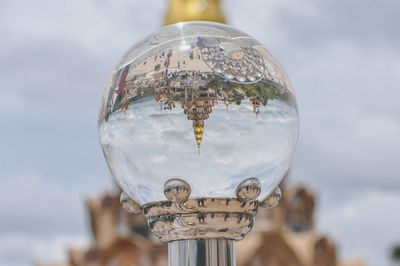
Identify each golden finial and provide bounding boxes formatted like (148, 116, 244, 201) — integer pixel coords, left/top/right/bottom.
(193, 120, 204, 153)
(164, 0, 226, 26)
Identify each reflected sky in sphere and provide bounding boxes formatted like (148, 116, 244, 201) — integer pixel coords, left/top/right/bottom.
(98, 22, 299, 205)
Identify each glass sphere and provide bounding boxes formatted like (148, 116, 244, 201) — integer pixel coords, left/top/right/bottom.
(99, 22, 298, 205)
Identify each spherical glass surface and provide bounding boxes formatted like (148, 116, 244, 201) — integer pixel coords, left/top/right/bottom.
(99, 22, 299, 205)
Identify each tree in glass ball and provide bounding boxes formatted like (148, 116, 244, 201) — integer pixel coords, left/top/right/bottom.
(99, 21, 298, 265)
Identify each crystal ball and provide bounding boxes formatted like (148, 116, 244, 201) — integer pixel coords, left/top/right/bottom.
(98, 22, 299, 205)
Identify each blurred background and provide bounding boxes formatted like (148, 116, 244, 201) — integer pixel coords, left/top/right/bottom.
(0, 0, 399, 265)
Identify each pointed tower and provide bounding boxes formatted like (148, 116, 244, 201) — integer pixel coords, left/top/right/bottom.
(193, 120, 204, 152)
(251, 96, 262, 115)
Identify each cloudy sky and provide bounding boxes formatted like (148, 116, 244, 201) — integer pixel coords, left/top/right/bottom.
(0, 0, 399, 265)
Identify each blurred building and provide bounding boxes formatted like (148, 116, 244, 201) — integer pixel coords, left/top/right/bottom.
(37, 183, 364, 266)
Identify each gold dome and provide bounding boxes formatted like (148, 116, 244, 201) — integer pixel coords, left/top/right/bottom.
(164, 0, 226, 25)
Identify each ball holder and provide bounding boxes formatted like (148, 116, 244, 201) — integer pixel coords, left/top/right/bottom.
(121, 178, 281, 265)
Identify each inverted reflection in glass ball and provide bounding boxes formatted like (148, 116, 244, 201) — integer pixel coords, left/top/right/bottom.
(99, 22, 299, 205)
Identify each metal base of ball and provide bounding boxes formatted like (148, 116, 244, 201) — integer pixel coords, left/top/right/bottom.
(169, 239, 236, 266)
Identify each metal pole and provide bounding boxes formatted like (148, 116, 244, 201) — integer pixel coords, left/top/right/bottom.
(168, 239, 236, 266)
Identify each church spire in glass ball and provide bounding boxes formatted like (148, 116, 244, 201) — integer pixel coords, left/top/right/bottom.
(99, 21, 298, 219)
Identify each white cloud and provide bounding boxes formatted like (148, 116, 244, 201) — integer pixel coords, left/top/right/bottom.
(226, 1, 400, 265)
(101, 98, 298, 204)
(0, 233, 88, 266)
(317, 188, 400, 266)
(0, 0, 166, 56)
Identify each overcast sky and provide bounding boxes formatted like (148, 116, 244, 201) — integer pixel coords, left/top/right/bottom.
(0, 0, 399, 265)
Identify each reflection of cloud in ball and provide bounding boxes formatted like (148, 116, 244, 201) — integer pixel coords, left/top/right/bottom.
(100, 97, 298, 204)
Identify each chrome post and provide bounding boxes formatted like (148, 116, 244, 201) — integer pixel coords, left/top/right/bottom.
(168, 239, 236, 266)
